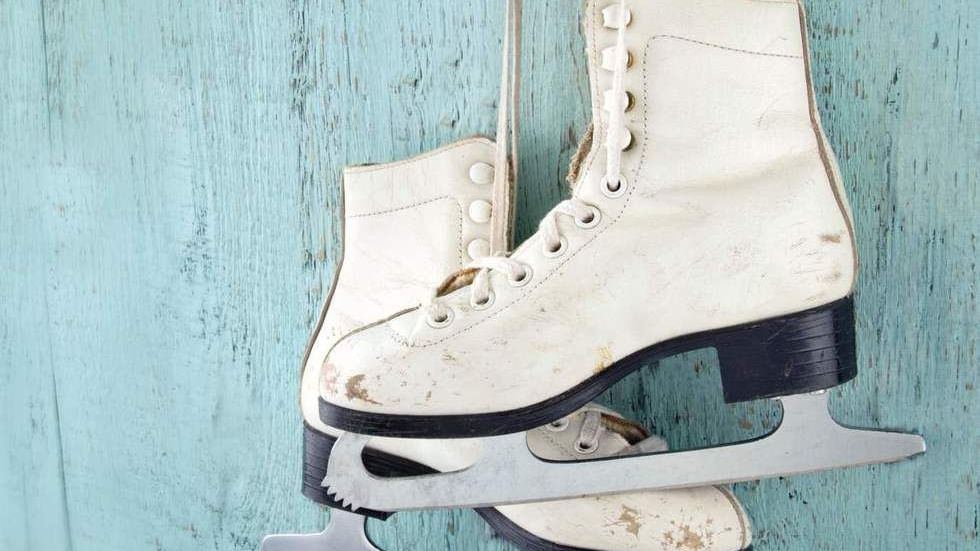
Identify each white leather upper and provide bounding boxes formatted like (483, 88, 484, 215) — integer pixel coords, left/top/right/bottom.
(301, 137, 496, 454)
(320, 0, 857, 417)
(302, 137, 750, 550)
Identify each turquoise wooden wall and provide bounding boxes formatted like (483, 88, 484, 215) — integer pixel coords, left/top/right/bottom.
(1, 1, 976, 550)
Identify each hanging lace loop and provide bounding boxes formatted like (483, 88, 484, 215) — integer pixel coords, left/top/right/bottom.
(490, 0, 522, 254)
(418, 1, 631, 330)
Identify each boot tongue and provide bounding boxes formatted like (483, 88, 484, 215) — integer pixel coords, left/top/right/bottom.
(433, 267, 480, 297)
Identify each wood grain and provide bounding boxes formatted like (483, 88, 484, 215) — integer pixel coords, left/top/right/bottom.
(1, 1, 976, 550)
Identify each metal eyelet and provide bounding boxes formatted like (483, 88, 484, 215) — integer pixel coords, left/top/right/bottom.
(542, 237, 568, 258)
(574, 440, 599, 455)
(546, 419, 569, 432)
(601, 175, 628, 198)
(508, 266, 533, 287)
(470, 291, 495, 311)
(426, 308, 455, 329)
(600, 47, 634, 71)
(624, 90, 636, 112)
(619, 127, 634, 151)
(575, 206, 602, 230)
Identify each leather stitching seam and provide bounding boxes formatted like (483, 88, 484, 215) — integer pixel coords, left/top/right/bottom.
(382, 14, 800, 349)
(348, 196, 465, 267)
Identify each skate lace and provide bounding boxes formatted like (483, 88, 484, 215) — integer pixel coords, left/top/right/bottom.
(424, 0, 631, 328)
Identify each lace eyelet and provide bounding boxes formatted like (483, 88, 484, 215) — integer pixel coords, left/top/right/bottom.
(574, 440, 598, 455)
(600, 47, 634, 71)
(601, 175, 628, 198)
(426, 308, 455, 329)
(470, 291, 495, 311)
(575, 206, 602, 230)
(542, 237, 568, 258)
(624, 90, 636, 112)
(546, 419, 569, 432)
(509, 266, 533, 287)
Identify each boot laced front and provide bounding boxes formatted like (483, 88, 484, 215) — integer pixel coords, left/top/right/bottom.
(423, 0, 633, 329)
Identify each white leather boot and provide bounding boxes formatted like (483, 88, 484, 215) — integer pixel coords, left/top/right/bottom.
(284, 139, 752, 551)
(319, 0, 863, 438)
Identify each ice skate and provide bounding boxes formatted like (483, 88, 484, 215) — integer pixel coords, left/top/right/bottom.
(318, 0, 925, 509)
(263, 135, 753, 550)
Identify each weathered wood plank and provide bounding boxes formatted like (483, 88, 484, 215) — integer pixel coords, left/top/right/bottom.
(0, 1, 976, 550)
(0, 1, 74, 549)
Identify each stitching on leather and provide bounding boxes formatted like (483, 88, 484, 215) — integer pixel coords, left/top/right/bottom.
(651, 34, 802, 59)
(347, 195, 455, 218)
(383, 10, 800, 349)
(344, 137, 492, 175)
(383, 12, 654, 349)
(348, 196, 465, 266)
(384, 180, 639, 348)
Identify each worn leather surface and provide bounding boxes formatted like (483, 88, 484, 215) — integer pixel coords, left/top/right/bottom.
(320, 0, 857, 417)
(302, 137, 750, 550)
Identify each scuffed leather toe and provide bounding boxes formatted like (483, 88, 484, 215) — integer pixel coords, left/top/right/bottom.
(318, 321, 410, 414)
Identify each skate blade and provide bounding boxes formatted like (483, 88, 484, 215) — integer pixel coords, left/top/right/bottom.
(323, 392, 926, 511)
(260, 510, 382, 551)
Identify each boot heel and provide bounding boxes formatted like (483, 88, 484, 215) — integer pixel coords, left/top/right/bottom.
(715, 297, 857, 403)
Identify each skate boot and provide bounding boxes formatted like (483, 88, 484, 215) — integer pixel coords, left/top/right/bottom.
(318, 0, 925, 507)
(262, 138, 753, 551)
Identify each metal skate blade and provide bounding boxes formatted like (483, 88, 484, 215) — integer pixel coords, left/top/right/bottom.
(260, 510, 382, 551)
(324, 392, 925, 511)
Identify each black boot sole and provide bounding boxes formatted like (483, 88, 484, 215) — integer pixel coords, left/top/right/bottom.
(320, 296, 857, 438)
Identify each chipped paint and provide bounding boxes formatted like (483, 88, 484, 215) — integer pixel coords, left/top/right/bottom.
(345, 374, 381, 405)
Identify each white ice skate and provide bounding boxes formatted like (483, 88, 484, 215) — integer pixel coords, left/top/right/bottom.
(264, 3, 755, 546)
(262, 142, 753, 550)
(320, 0, 925, 512)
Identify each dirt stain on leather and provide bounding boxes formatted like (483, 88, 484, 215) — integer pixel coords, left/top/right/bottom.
(661, 521, 713, 550)
(607, 505, 642, 537)
(345, 374, 382, 405)
(820, 232, 843, 243)
(594, 345, 614, 374)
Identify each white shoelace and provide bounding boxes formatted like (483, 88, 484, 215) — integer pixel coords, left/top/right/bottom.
(423, 0, 630, 327)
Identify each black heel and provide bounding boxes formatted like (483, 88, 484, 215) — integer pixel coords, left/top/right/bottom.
(715, 296, 857, 403)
